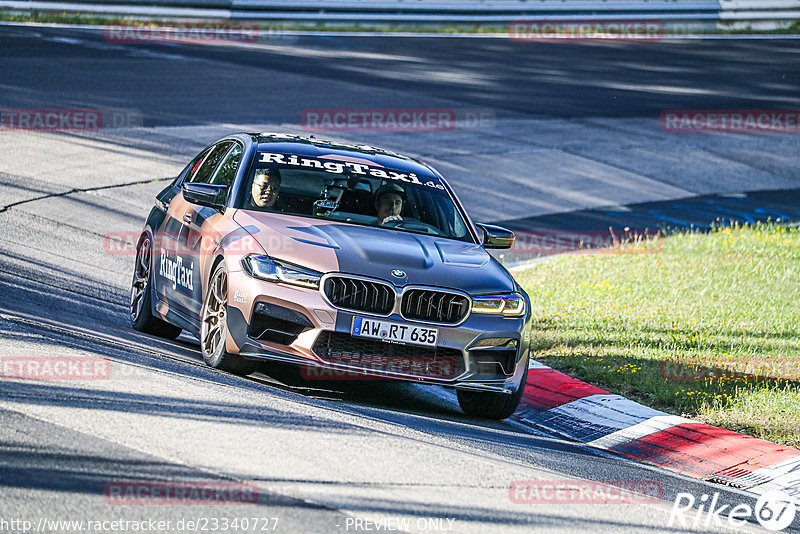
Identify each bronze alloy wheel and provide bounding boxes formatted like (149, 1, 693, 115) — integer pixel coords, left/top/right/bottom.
(201, 265, 228, 361)
(201, 262, 257, 376)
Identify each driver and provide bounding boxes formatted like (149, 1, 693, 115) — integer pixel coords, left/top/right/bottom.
(251, 168, 281, 209)
(374, 183, 405, 225)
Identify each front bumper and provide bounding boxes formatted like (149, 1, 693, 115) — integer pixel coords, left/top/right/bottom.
(225, 270, 531, 394)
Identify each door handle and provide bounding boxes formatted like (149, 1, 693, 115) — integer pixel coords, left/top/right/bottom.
(183, 213, 192, 224)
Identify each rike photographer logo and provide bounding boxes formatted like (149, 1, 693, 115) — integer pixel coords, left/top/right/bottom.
(669, 490, 797, 531)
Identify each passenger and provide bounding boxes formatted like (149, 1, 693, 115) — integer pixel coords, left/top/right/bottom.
(251, 169, 281, 209)
(374, 183, 405, 225)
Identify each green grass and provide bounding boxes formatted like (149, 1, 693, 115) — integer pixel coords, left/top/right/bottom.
(515, 222, 800, 448)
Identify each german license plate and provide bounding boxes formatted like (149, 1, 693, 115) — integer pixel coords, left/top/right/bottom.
(351, 317, 438, 347)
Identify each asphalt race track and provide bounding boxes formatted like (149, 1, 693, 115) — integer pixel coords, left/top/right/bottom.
(0, 23, 799, 533)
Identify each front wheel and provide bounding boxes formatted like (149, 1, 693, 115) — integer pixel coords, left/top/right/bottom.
(201, 262, 258, 376)
(457, 357, 529, 420)
(130, 234, 182, 340)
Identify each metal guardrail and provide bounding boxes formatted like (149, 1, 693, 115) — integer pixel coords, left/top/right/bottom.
(227, 0, 724, 11)
(1, 0, 797, 28)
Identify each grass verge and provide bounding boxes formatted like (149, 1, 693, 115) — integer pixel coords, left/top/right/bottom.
(515, 222, 800, 448)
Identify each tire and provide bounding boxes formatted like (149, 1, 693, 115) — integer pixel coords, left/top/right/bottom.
(201, 262, 258, 376)
(457, 357, 529, 420)
(130, 234, 182, 340)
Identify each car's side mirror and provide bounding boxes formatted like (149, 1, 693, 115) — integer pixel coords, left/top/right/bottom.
(183, 182, 227, 209)
(475, 223, 515, 249)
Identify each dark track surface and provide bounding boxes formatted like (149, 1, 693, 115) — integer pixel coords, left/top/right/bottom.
(1, 26, 799, 125)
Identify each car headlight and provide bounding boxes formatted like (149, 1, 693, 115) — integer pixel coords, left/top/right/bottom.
(241, 254, 322, 289)
(471, 293, 526, 317)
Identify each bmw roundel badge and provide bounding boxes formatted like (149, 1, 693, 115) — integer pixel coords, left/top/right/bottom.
(391, 269, 406, 278)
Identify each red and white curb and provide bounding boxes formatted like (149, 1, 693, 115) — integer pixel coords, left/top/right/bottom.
(513, 360, 800, 500)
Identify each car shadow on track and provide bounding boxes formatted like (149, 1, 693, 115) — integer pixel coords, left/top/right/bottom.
(250, 360, 474, 420)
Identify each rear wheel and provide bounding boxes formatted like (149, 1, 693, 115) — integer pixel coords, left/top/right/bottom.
(457, 357, 529, 420)
(201, 263, 258, 376)
(130, 235, 182, 340)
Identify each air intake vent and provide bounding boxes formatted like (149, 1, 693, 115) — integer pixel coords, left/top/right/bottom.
(312, 331, 464, 379)
(401, 289, 469, 324)
(324, 276, 395, 315)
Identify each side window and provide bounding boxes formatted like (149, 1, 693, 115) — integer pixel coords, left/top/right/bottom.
(181, 146, 213, 185)
(210, 143, 242, 188)
(189, 142, 233, 184)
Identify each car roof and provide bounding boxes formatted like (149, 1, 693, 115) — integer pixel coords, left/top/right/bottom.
(249, 133, 440, 177)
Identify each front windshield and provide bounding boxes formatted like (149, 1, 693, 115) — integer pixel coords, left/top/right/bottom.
(243, 152, 473, 242)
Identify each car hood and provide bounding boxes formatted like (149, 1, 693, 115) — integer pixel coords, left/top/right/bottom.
(233, 210, 517, 294)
